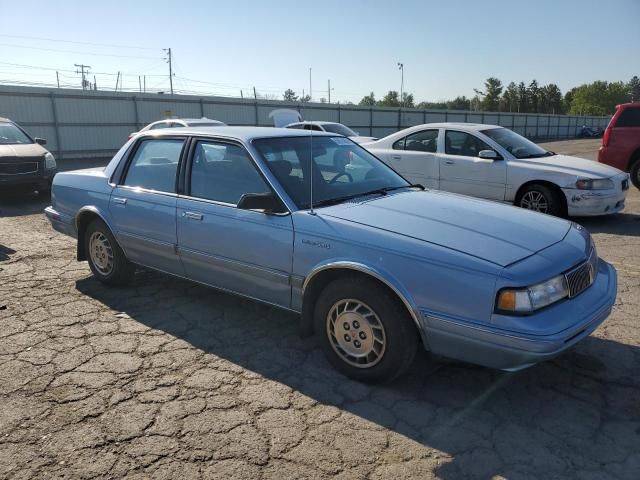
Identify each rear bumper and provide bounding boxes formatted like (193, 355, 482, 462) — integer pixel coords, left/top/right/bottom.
(44, 206, 76, 238)
(420, 260, 617, 371)
(597, 146, 629, 172)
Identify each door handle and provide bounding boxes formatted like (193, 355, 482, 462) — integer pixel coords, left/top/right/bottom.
(445, 160, 455, 165)
(183, 211, 203, 221)
(112, 197, 127, 205)
(392, 155, 402, 160)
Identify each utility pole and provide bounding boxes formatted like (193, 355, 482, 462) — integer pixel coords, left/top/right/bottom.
(328, 79, 331, 104)
(143, 76, 146, 93)
(397, 62, 404, 107)
(164, 48, 174, 95)
(139, 76, 142, 93)
(74, 64, 91, 90)
(115, 72, 120, 91)
(309, 67, 312, 100)
(56, 71, 60, 88)
(93, 75, 97, 90)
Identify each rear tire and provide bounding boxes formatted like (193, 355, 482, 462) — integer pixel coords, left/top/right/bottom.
(84, 219, 134, 286)
(630, 159, 640, 190)
(313, 276, 418, 383)
(517, 183, 565, 217)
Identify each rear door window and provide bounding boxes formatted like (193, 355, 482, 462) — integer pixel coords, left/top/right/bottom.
(615, 108, 640, 128)
(124, 139, 185, 193)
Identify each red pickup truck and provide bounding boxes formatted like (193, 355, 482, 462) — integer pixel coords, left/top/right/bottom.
(598, 102, 640, 189)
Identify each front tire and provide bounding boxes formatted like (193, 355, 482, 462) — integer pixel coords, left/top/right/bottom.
(517, 184, 565, 217)
(84, 219, 134, 286)
(314, 277, 418, 383)
(630, 159, 640, 190)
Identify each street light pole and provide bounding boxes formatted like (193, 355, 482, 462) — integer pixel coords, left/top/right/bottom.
(397, 62, 404, 107)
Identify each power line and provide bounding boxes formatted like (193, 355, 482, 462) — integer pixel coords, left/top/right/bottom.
(0, 33, 159, 50)
(0, 43, 160, 59)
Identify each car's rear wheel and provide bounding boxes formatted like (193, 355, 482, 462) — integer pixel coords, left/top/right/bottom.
(314, 276, 418, 383)
(517, 184, 564, 217)
(630, 159, 640, 190)
(85, 219, 134, 286)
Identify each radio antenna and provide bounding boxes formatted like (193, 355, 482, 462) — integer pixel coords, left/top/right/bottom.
(309, 122, 316, 215)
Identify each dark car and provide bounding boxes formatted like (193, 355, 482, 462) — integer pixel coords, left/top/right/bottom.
(0, 117, 57, 195)
(598, 103, 640, 189)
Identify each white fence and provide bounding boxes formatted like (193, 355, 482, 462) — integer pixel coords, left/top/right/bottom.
(0, 85, 610, 160)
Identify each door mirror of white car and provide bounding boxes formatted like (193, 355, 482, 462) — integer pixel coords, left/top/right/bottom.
(478, 150, 499, 160)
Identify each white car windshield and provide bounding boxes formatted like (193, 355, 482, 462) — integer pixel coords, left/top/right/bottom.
(253, 136, 411, 209)
(481, 127, 554, 159)
(320, 123, 358, 137)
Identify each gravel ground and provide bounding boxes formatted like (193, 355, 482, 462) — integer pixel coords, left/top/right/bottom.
(0, 139, 638, 479)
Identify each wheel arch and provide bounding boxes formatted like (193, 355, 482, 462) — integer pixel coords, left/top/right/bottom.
(75, 207, 113, 261)
(300, 262, 427, 345)
(514, 179, 568, 216)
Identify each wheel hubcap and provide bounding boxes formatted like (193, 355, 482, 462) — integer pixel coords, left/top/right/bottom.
(89, 231, 114, 275)
(520, 191, 549, 213)
(326, 299, 386, 368)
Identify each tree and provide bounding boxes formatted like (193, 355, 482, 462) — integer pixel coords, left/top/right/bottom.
(378, 90, 400, 107)
(359, 92, 376, 106)
(528, 80, 540, 112)
(568, 81, 629, 115)
(517, 82, 528, 113)
(283, 89, 298, 102)
(539, 83, 563, 114)
(299, 94, 311, 102)
(629, 76, 640, 102)
(446, 96, 471, 110)
(401, 92, 415, 108)
(501, 82, 518, 112)
(478, 77, 503, 111)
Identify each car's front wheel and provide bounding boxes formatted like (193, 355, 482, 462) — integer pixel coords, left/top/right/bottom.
(630, 159, 640, 190)
(314, 276, 418, 383)
(517, 184, 564, 217)
(85, 219, 134, 286)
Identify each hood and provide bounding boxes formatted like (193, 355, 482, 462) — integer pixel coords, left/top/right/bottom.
(0, 143, 48, 159)
(321, 190, 571, 267)
(350, 136, 378, 144)
(511, 154, 623, 179)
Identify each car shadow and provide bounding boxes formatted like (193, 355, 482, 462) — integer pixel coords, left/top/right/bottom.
(76, 271, 640, 479)
(0, 191, 49, 218)
(0, 244, 16, 262)
(573, 212, 640, 237)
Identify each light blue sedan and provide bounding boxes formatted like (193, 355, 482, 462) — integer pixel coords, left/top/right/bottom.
(45, 127, 617, 382)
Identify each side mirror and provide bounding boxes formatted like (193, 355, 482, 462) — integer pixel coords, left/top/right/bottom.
(478, 149, 498, 160)
(35, 138, 47, 145)
(237, 192, 286, 214)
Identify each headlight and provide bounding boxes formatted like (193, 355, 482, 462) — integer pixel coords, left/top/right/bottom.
(496, 274, 569, 313)
(575, 178, 613, 190)
(44, 152, 56, 170)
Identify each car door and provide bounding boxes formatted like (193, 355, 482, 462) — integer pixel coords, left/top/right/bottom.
(386, 129, 440, 189)
(109, 137, 186, 275)
(177, 139, 294, 308)
(437, 130, 507, 200)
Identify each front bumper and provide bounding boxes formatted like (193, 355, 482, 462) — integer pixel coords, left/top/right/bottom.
(420, 259, 617, 371)
(562, 177, 629, 216)
(0, 164, 56, 191)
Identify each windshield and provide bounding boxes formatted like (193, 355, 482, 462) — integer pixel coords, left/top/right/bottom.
(0, 122, 33, 145)
(253, 136, 409, 209)
(320, 123, 358, 137)
(481, 127, 551, 159)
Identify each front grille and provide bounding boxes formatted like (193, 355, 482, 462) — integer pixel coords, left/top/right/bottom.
(565, 248, 597, 298)
(0, 162, 39, 175)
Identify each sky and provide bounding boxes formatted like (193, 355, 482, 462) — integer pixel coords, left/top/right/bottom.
(0, 0, 638, 103)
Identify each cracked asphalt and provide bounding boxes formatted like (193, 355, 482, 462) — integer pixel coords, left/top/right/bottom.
(0, 139, 639, 479)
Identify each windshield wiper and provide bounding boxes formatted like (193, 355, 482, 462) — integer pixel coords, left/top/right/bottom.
(311, 184, 424, 209)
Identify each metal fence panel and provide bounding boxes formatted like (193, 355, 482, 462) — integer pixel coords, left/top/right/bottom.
(0, 85, 611, 159)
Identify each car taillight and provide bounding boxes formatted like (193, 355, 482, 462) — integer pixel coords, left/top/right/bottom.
(602, 127, 612, 147)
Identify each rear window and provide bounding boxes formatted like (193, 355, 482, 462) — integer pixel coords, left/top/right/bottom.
(615, 107, 640, 128)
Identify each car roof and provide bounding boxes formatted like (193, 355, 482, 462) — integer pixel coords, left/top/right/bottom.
(290, 121, 340, 126)
(411, 122, 498, 131)
(151, 118, 224, 124)
(140, 126, 337, 142)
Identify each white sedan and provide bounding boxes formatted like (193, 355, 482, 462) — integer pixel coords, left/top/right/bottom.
(285, 121, 378, 144)
(362, 123, 630, 216)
